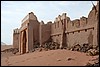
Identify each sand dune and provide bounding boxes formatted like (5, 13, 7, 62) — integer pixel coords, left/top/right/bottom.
(1, 49, 98, 66)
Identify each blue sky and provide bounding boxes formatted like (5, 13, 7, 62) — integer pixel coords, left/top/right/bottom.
(1, 1, 97, 45)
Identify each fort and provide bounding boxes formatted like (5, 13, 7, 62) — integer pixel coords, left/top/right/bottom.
(13, 2, 99, 54)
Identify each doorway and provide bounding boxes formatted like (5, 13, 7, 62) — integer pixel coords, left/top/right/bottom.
(22, 30, 27, 54)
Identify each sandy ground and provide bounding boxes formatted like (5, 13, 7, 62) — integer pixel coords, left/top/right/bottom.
(1, 49, 99, 66)
(1, 45, 14, 58)
(1, 45, 12, 51)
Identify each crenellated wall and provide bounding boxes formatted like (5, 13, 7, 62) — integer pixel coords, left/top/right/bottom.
(39, 21, 52, 46)
(13, 2, 99, 54)
(50, 2, 99, 48)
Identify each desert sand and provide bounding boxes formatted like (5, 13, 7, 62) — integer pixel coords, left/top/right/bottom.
(1, 49, 98, 66)
(1, 45, 14, 58)
(1, 45, 12, 51)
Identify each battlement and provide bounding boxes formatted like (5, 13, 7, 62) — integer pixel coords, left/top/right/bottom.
(51, 12, 88, 31)
(13, 28, 19, 34)
(40, 20, 44, 25)
(54, 13, 67, 22)
(21, 12, 38, 24)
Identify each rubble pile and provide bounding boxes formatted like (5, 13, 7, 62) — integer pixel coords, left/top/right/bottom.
(33, 41, 40, 48)
(1, 48, 19, 54)
(29, 37, 99, 56)
(43, 41, 60, 50)
(85, 57, 99, 66)
(80, 44, 93, 52)
(32, 41, 99, 56)
(70, 44, 81, 51)
(70, 43, 99, 56)
(37, 37, 60, 51)
(87, 49, 99, 56)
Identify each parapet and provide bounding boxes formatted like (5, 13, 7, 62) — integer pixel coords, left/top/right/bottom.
(61, 13, 67, 20)
(40, 20, 44, 25)
(47, 21, 52, 24)
(58, 15, 61, 21)
(71, 19, 80, 28)
(21, 12, 38, 23)
(72, 19, 80, 23)
(29, 12, 34, 15)
(80, 16, 87, 27)
(80, 16, 87, 19)
(29, 12, 38, 21)
(13, 28, 19, 34)
(54, 17, 58, 22)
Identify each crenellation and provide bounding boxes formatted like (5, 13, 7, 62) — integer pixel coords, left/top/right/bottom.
(55, 17, 58, 22)
(61, 13, 67, 20)
(58, 15, 61, 21)
(13, 28, 20, 34)
(66, 17, 71, 29)
(80, 16, 87, 27)
(47, 21, 52, 24)
(29, 12, 38, 21)
(40, 20, 44, 25)
(71, 19, 80, 28)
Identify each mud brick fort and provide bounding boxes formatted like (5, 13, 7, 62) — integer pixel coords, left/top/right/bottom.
(13, 2, 99, 54)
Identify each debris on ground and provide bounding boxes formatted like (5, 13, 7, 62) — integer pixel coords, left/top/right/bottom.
(1, 48, 19, 54)
(66, 57, 74, 61)
(69, 43, 99, 56)
(87, 49, 99, 56)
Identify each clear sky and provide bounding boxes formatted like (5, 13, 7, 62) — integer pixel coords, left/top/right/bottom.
(1, 1, 97, 45)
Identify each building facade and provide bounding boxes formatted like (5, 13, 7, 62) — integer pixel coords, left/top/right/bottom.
(13, 2, 99, 54)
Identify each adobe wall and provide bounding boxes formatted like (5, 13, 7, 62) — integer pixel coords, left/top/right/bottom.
(51, 13, 67, 48)
(51, 16, 62, 45)
(39, 21, 52, 46)
(13, 28, 19, 48)
(88, 2, 99, 48)
(28, 12, 40, 51)
(51, 2, 99, 48)
(68, 2, 98, 48)
(66, 16, 88, 47)
(66, 28, 94, 48)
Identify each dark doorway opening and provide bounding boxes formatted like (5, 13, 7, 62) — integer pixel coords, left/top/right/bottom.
(22, 30, 27, 54)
